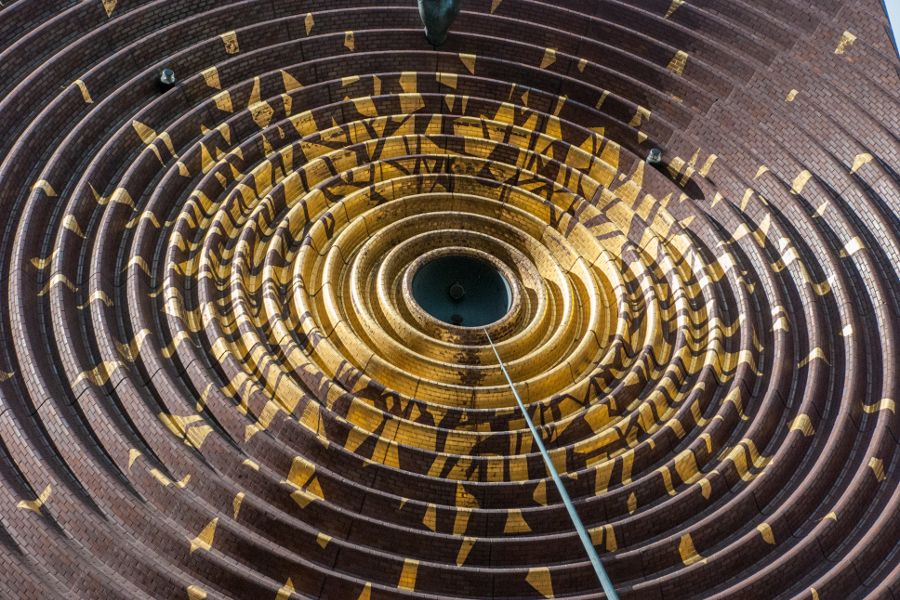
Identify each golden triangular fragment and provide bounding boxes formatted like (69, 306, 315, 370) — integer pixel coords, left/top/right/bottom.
(201, 67, 220, 90)
(456, 537, 475, 566)
(540, 48, 557, 69)
(525, 568, 554, 598)
(17, 484, 52, 515)
(628, 105, 650, 127)
(398, 559, 418, 591)
(835, 31, 856, 54)
(665, 0, 684, 18)
(667, 50, 688, 75)
(276, 577, 295, 600)
(213, 90, 233, 112)
(456, 483, 478, 508)
(32, 179, 57, 197)
(756, 522, 775, 545)
(189, 517, 218, 553)
(789, 414, 814, 436)
(790, 170, 812, 195)
(74, 79, 93, 103)
(128, 448, 142, 469)
(532, 480, 547, 505)
(281, 70, 302, 93)
(233, 492, 245, 519)
(422, 503, 437, 531)
(357, 583, 371, 600)
(503, 509, 531, 533)
(220, 30, 239, 54)
(850, 152, 872, 174)
(678, 533, 703, 565)
(186, 585, 207, 600)
(459, 53, 476, 75)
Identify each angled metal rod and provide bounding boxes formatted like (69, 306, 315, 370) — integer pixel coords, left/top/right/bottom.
(484, 328, 620, 600)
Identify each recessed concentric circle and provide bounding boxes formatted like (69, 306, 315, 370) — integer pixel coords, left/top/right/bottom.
(410, 250, 513, 327)
(0, 2, 896, 600)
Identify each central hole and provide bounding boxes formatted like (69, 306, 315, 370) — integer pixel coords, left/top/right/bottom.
(412, 255, 511, 327)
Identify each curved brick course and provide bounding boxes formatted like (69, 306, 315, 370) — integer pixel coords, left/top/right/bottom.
(0, 1, 897, 599)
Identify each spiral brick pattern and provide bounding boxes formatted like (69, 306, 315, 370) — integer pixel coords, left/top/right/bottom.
(0, 1, 897, 599)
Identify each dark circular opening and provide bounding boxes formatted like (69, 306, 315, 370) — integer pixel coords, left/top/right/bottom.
(411, 255, 511, 327)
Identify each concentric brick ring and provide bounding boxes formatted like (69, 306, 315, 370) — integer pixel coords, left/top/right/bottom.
(0, 1, 897, 600)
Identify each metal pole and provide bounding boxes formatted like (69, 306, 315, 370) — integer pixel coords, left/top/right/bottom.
(484, 329, 620, 600)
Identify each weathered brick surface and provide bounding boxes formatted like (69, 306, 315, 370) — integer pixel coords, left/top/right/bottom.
(0, 0, 896, 599)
